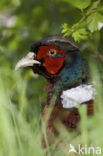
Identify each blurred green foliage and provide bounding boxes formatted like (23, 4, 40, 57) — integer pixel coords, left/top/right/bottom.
(0, 0, 103, 155)
(62, 0, 103, 42)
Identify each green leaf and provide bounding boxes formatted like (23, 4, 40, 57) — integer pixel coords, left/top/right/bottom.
(90, 0, 100, 9)
(87, 12, 103, 32)
(72, 28, 88, 42)
(61, 23, 69, 34)
(61, 0, 91, 10)
(61, 23, 72, 37)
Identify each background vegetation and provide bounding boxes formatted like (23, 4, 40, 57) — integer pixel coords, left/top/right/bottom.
(0, 0, 103, 155)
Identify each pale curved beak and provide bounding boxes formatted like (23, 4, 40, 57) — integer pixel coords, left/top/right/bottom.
(15, 52, 41, 71)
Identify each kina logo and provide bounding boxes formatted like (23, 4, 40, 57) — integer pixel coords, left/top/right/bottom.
(69, 144, 101, 155)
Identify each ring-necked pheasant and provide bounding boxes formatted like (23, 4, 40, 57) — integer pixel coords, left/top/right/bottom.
(15, 35, 94, 148)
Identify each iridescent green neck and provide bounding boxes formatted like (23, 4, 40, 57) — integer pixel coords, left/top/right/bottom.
(52, 51, 88, 93)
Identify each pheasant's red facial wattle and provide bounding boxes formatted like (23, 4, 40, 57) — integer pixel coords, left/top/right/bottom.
(37, 45, 67, 74)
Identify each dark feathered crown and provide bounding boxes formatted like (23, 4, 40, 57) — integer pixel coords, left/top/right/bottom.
(30, 35, 78, 53)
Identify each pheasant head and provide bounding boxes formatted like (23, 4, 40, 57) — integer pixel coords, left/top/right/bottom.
(16, 36, 88, 85)
(16, 35, 91, 107)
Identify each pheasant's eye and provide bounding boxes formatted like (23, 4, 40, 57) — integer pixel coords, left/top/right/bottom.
(48, 49, 57, 56)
